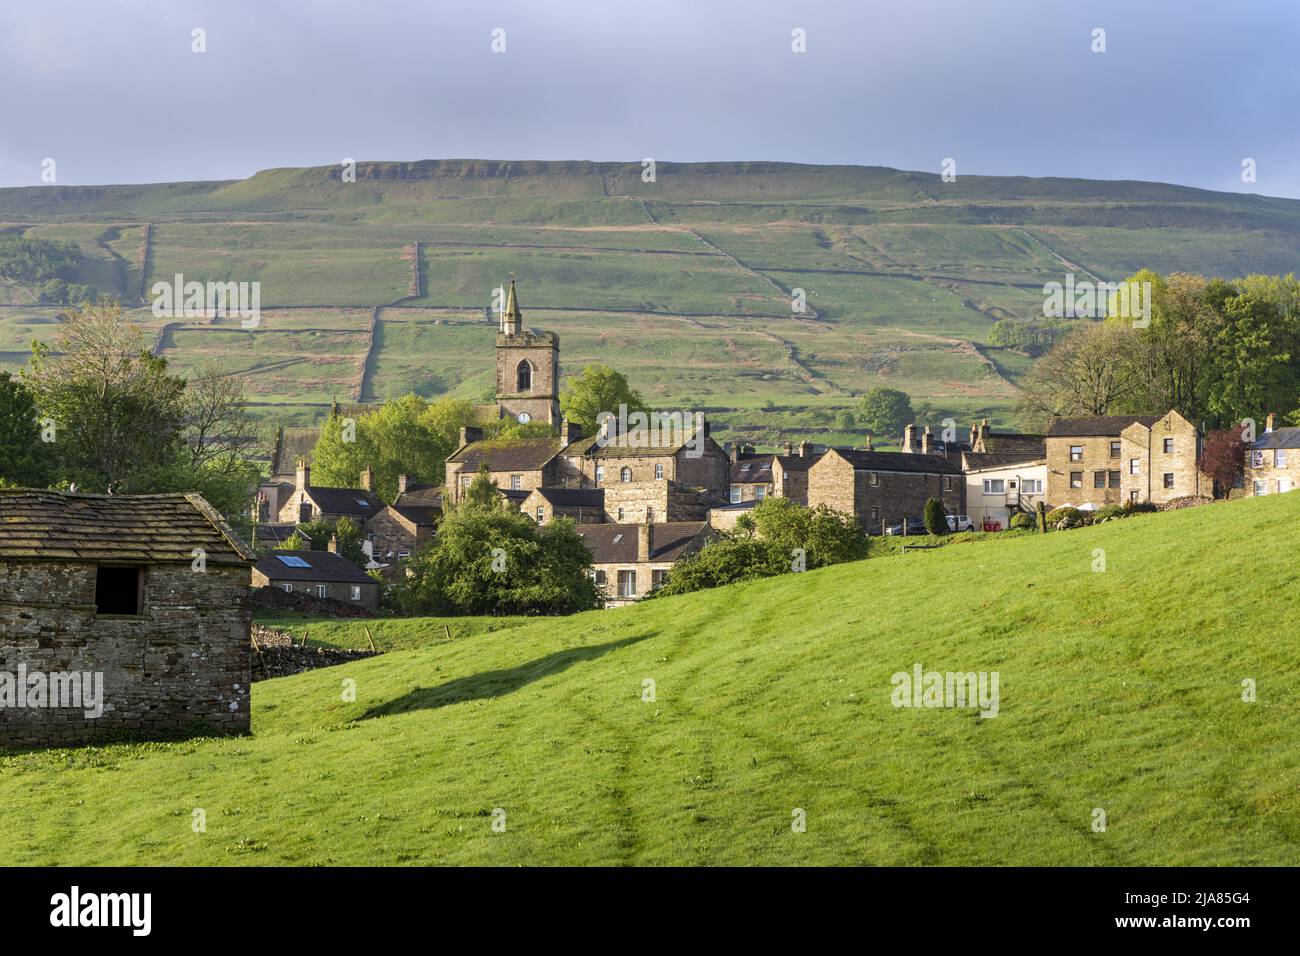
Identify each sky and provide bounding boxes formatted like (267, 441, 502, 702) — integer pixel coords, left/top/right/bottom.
(2, 0, 1299, 197)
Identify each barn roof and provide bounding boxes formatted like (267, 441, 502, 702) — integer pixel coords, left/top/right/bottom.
(253, 550, 375, 584)
(0, 490, 256, 565)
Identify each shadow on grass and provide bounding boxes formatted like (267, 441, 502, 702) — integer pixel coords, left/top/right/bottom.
(359, 633, 652, 720)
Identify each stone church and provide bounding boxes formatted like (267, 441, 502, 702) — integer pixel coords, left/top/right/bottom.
(475, 279, 561, 427)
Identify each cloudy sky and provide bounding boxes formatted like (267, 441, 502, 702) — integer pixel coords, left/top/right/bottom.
(3, 0, 1298, 196)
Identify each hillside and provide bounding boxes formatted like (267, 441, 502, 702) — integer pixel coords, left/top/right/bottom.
(3, 160, 1300, 443)
(1, 492, 1295, 866)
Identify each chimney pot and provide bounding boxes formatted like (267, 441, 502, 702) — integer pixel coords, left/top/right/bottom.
(902, 424, 916, 453)
(328, 534, 338, 554)
(637, 517, 652, 562)
(864, 433, 873, 451)
(295, 458, 310, 490)
(1266, 413, 1276, 433)
(782, 442, 793, 457)
(799, 441, 812, 458)
(360, 465, 374, 491)
(397, 474, 410, 495)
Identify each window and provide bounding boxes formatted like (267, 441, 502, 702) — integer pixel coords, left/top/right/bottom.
(755, 486, 767, 501)
(536, 506, 545, 522)
(94, 566, 143, 616)
(1109, 441, 1121, 458)
(1130, 491, 1140, 504)
(1277, 449, 1289, 468)
(315, 585, 327, 599)
(730, 485, 742, 503)
(870, 507, 879, 520)
(398, 551, 410, 560)
(1070, 471, 1083, 489)
(1163, 473, 1175, 489)
(620, 467, 632, 483)
(350, 585, 362, 601)
(516, 360, 532, 391)
(595, 466, 604, 485)
(1130, 459, 1140, 475)
(944, 477, 954, 491)
(651, 569, 667, 590)
(1254, 480, 1269, 496)
(1022, 479, 1043, 494)
(276, 555, 312, 568)
(1251, 450, 1264, 468)
(646, 507, 654, 522)
(510, 474, 521, 490)
(982, 479, 1005, 495)
(1163, 438, 1174, 454)
(593, 570, 607, 586)
(869, 472, 879, 487)
(1070, 445, 1084, 462)
(1093, 472, 1107, 489)
(617, 569, 637, 598)
(299, 502, 313, 521)
(654, 463, 664, 480)
(282, 583, 293, 593)
(617, 507, 625, 521)
(1108, 471, 1120, 489)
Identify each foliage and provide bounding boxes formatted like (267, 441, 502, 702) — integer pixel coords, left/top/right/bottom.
(922, 496, 947, 535)
(0, 371, 52, 487)
(1044, 506, 1085, 529)
(559, 363, 648, 437)
(0, 235, 80, 285)
(858, 387, 914, 441)
(1200, 427, 1247, 498)
(1009, 512, 1035, 530)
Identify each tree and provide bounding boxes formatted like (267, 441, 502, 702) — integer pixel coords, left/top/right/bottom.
(0, 371, 52, 487)
(923, 496, 947, 535)
(1014, 320, 1141, 430)
(858, 388, 914, 442)
(736, 496, 869, 568)
(22, 302, 187, 492)
(834, 409, 857, 432)
(1200, 427, 1247, 498)
(559, 364, 648, 437)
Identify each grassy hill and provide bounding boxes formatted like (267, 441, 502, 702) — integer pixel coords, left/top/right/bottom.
(3, 159, 1300, 441)
(1, 492, 1295, 866)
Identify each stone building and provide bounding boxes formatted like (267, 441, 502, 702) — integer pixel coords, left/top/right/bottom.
(962, 456, 1047, 530)
(520, 487, 606, 524)
(0, 490, 256, 748)
(576, 519, 712, 607)
(275, 461, 384, 525)
(806, 447, 963, 530)
(475, 280, 561, 427)
(1245, 414, 1300, 495)
(1046, 411, 1204, 508)
(365, 503, 438, 567)
(251, 550, 379, 611)
(1119, 410, 1207, 505)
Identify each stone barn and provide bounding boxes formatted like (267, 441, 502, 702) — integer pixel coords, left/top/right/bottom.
(0, 490, 256, 749)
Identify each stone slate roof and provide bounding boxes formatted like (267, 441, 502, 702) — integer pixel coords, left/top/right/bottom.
(394, 481, 442, 508)
(270, 427, 322, 477)
(1046, 416, 1160, 437)
(448, 438, 562, 472)
(577, 521, 710, 563)
(732, 455, 775, 483)
(774, 452, 823, 472)
(978, 433, 1045, 458)
(964, 453, 1047, 471)
(0, 490, 256, 565)
(1251, 427, 1300, 450)
(252, 522, 301, 547)
(305, 485, 385, 518)
(531, 487, 605, 508)
(254, 550, 375, 584)
(388, 503, 440, 526)
(829, 448, 963, 475)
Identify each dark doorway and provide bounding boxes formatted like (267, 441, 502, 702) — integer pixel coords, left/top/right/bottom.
(95, 566, 144, 616)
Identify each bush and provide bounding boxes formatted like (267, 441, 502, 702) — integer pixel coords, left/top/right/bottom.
(923, 497, 947, 535)
(1009, 512, 1035, 530)
(1093, 504, 1127, 522)
(1044, 506, 1088, 530)
(1122, 500, 1159, 514)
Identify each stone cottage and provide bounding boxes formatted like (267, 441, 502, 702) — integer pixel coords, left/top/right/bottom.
(0, 490, 256, 749)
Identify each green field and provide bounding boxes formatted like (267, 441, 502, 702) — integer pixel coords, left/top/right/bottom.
(1, 491, 1295, 866)
(3, 159, 1299, 442)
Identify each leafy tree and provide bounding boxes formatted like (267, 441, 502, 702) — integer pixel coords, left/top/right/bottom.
(22, 302, 187, 492)
(0, 371, 52, 487)
(1014, 320, 1140, 430)
(1200, 427, 1247, 498)
(390, 493, 599, 616)
(858, 388, 914, 441)
(650, 537, 789, 597)
(834, 409, 857, 432)
(736, 496, 869, 567)
(923, 496, 947, 535)
(559, 363, 648, 436)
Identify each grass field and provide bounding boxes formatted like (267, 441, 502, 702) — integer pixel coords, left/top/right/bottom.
(1, 491, 1295, 866)
(4, 159, 1300, 444)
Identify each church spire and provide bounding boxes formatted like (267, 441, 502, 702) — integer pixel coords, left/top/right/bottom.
(501, 278, 522, 335)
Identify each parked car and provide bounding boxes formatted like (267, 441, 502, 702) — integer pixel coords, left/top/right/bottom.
(884, 517, 929, 536)
(946, 514, 974, 532)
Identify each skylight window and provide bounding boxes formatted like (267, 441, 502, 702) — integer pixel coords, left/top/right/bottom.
(356, 499, 371, 507)
(612, 533, 623, 543)
(276, 555, 312, 568)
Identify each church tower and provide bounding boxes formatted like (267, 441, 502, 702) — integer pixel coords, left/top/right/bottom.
(495, 279, 560, 426)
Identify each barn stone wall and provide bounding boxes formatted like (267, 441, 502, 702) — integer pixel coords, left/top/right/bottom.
(0, 560, 251, 749)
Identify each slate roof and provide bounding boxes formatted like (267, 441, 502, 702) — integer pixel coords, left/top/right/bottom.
(303, 485, 384, 518)
(254, 550, 375, 584)
(964, 453, 1047, 471)
(0, 490, 256, 565)
(387, 503, 440, 526)
(1046, 416, 1160, 437)
(978, 433, 1045, 458)
(270, 427, 322, 477)
(252, 522, 302, 547)
(448, 438, 563, 472)
(732, 455, 775, 483)
(394, 481, 442, 509)
(828, 448, 963, 475)
(530, 487, 605, 508)
(577, 521, 710, 563)
(774, 452, 823, 472)
(1251, 426, 1300, 450)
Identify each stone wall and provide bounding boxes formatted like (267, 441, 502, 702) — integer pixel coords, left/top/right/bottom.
(0, 560, 251, 749)
(807, 453, 963, 529)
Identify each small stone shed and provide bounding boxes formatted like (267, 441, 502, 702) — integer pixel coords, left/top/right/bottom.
(0, 490, 256, 748)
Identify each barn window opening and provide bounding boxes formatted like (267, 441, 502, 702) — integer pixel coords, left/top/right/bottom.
(95, 566, 144, 616)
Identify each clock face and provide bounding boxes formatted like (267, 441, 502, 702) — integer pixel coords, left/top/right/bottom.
(517, 412, 531, 424)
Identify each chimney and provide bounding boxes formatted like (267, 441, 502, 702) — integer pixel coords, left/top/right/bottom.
(902, 424, 916, 453)
(638, 513, 652, 562)
(730, 442, 742, 463)
(1266, 413, 1276, 433)
(561, 418, 582, 444)
(327, 534, 338, 553)
(295, 457, 310, 490)
(459, 425, 483, 447)
(922, 425, 933, 456)
(360, 465, 374, 491)
(782, 442, 793, 457)
(799, 441, 812, 458)
(397, 474, 410, 495)
(864, 433, 873, 451)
